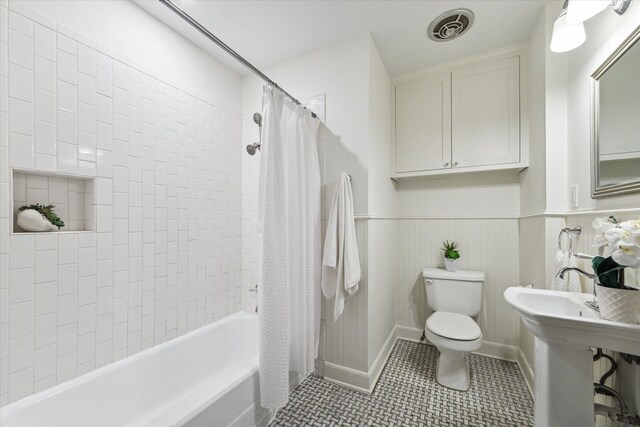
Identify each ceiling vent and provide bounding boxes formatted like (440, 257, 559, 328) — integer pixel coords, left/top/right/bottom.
(427, 9, 474, 42)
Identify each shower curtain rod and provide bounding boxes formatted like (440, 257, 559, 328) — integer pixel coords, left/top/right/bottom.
(159, 0, 317, 118)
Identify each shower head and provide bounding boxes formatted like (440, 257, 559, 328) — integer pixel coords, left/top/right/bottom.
(246, 143, 261, 155)
(253, 113, 262, 126)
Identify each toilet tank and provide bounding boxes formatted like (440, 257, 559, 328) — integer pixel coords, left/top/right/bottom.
(422, 268, 484, 317)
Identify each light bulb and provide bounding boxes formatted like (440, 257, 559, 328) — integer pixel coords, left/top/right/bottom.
(566, 0, 609, 24)
(550, 10, 587, 52)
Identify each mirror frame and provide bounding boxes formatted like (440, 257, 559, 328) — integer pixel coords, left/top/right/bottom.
(591, 24, 640, 198)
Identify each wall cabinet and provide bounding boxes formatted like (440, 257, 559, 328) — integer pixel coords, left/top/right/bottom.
(392, 55, 525, 179)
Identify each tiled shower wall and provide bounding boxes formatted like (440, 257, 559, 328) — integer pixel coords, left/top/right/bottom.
(0, 5, 243, 405)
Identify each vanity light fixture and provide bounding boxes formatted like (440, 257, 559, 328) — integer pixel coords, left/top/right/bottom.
(550, 6, 586, 52)
(566, 0, 632, 24)
(551, 0, 633, 52)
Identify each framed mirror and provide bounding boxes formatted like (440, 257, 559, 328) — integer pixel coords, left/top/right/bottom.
(591, 25, 640, 198)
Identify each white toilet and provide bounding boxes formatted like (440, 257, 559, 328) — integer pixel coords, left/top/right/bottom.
(422, 268, 484, 391)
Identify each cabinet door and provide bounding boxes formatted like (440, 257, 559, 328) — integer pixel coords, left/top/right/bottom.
(451, 57, 520, 168)
(395, 73, 451, 173)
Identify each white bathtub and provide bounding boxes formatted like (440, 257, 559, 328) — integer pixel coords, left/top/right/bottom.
(0, 311, 274, 427)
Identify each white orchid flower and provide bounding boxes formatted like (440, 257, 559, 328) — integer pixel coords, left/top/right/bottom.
(612, 241, 640, 268)
(592, 216, 618, 248)
(619, 218, 640, 237)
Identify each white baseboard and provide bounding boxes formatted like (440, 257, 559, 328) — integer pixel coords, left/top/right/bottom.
(324, 323, 526, 393)
(517, 349, 534, 398)
(324, 324, 402, 394)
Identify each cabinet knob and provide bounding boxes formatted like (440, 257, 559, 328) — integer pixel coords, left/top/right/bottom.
(444, 162, 449, 167)
(453, 161, 458, 167)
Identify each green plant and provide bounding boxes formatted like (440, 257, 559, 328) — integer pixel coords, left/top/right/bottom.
(441, 240, 460, 260)
(19, 204, 65, 229)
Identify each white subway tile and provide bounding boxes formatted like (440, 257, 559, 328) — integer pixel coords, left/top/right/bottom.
(56, 50, 76, 85)
(34, 24, 55, 61)
(57, 111, 77, 144)
(96, 206, 113, 232)
(78, 131, 96, 162)
(34, 312, 56, 348)
(56, 141, 78, 173)
(57, 263, 78, 295)
(34, 121, 56, 156)
(78, 275, 96, 306)
(95, 313, 112, 343)
(77, 72, 95, 105)
(8, 29, 32, 69)
(96, 149, 113, 178)
(8, 11, 33, 36)
(7, 367, 33, 402)
(9, 268, 34, 304)
(78, 247, 96, 277)
(77, 43, 94, 77)
(78, 304, 96, 336)
(8, 98, 34, 136)
(57, 293, 77, 326)
(34, 249, 58, 284)
(33, 344, 56, 380)
(95, 340, 111, 368)
(9, 301, 34, 339)
(10, 235, 34, 269)
(57, 80, 77, 114)
(96, 232, 113, 262)
(96, 286, 112, 316)
(77, 332, 95, 364)
(56, 323, 77, 356)
(96, 259, 112, 288)
(78, 160, 96, 177)
(35, 281, 57, 316)
(33, 375, 57, 393)
(77, 103, 95, 134)
(36, 234, 57, 251)
(95, 94, 112, 124)
(56, 352, 76, 382)
(8, 63, 33, 102)
(34, 56, 55, 92)
(56, 33, 76, 55)
(95, 65, 112, 97)
(34, 89, 56, 124)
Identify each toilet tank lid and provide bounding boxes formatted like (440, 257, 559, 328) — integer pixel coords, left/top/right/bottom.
(422, 268, 485, 282)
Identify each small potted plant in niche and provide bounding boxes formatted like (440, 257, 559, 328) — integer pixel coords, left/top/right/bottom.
(17, 204, 65, 232)
(442, 240, 461, 272)
(592, 216, 640, 324)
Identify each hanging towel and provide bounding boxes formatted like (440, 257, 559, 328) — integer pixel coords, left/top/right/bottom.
(553, 250, 582, 292)
(322, 173, 361, 321)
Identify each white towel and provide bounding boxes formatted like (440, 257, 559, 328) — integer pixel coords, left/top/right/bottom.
(553, 250, 582, 292)
(322, 173, 361, 321)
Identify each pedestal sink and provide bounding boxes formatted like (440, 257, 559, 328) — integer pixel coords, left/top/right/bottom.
(504, 287, 640, 427)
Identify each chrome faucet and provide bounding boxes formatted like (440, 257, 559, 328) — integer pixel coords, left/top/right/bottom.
(556, 267, 600, 311)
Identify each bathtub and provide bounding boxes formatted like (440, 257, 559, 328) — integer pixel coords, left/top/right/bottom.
(0, 311, 274, 427)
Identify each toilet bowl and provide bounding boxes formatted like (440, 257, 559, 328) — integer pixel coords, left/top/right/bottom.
(422, 268, 484, 391)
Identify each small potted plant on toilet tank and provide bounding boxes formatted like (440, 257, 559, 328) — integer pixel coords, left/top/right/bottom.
(442, 240, 460, 272)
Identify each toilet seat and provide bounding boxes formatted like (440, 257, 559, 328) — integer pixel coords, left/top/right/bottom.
(426, 311, 481, 341)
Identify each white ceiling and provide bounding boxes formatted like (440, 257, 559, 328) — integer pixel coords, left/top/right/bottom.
(136, 0, 547, 77)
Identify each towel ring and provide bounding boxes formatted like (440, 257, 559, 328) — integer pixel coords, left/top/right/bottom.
(558, 226, 581, 254)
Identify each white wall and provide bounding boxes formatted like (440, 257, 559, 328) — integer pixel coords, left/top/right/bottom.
(565, 2, 640, 212)
(0, 1, 243, 405)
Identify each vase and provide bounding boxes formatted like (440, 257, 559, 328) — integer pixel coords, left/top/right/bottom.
(596, 283, 640, 324)
(445, 258, 459, 272)
(16, 209, 58, 232)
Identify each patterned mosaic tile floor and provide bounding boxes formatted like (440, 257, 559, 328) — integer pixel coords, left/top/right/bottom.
(270, 339, 534, 426)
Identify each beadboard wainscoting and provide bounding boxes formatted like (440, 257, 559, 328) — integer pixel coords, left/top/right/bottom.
(396, 218, 521, 359)
(0, 5, 243, 405)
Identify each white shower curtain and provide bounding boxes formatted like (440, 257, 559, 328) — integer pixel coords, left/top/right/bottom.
(258, 85, 321, 410)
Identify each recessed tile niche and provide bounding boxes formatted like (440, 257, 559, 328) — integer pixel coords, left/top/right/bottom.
(12, 170, 96, 233)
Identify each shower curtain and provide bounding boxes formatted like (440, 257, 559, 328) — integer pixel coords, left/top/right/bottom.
(258, 85, 322, 409)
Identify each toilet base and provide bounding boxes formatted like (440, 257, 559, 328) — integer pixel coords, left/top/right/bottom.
(435, 348, 470, 391)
